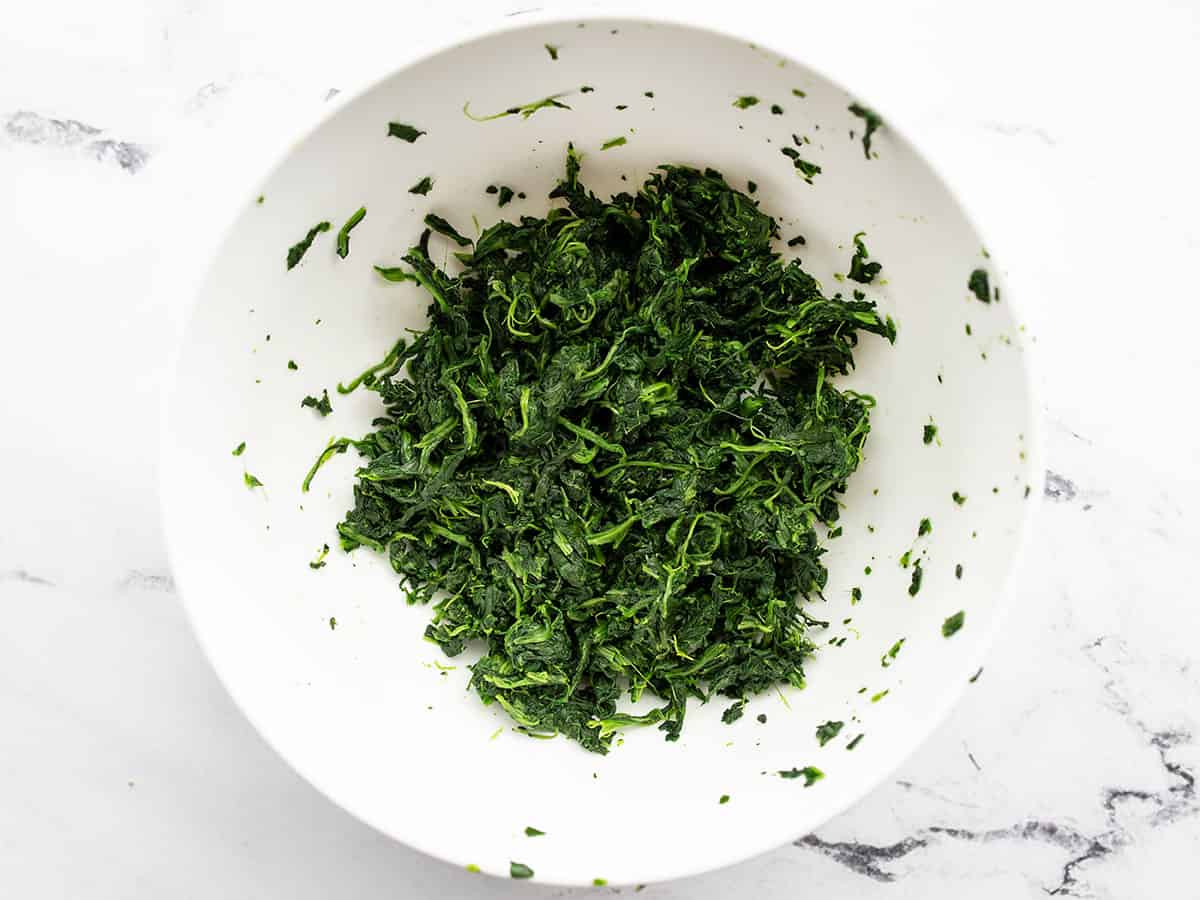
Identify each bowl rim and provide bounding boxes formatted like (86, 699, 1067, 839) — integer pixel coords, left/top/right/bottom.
(158, 5, 1044, 886)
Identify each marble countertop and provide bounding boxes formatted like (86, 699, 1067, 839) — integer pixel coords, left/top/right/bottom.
(3, 1, 1198, 896)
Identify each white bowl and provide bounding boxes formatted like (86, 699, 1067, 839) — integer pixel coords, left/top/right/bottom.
(161, 13, 1039, 887)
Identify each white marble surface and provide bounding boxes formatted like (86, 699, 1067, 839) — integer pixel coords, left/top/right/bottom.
(2, 1, 1199, 897)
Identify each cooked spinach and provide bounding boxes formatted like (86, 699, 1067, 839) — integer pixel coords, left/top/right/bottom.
(232, 441, 246, 457)
(409, 176, 434, 196)
(524, 826, 545, 837)
(464, 94, 571, 121)
(423, 213, 472, 247)
(387, 122, 425, 143)
(733, 96, 760, 109)
(244, 471, 264, 489)
(816, 720, 844, 746)
(510, 862, 534, 879)
(286, 221, 330, 270)
(498, 186, 515, 207)
(908, 560, 923, 596)
(778, 766, 824, 785)
(847, 232, 881, 284)
(881, 638, 904, 667)
(942, 610, 965, 637)
(310, 543, 330, 570)
(302, 389, 333, 417)
(847, 103, 882, 158)
(969, 268, 991, 303)
(314, 148, 895, 753)
(336, 207, 366, 259)
(601, 136, 627, 150)
(544, 43, 559, 60)
(779, 146, 821, 183)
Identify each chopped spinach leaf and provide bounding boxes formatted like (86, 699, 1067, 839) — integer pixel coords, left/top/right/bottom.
(288, 360, 299, 371)
(923, 422, 938, 445)
(881, 638, 905, 667)
(524, 826, 545, 837)
(779, 146, 821, 183)
(301, 389, 333, 417)
(232, 441, 246, 457)
(497, 186, 515, 207)
(942, 610, 965, 637)
(778, 766, 824, 786)
(846, 733, 864, 750)
(423, 213, 472, 246)
(601, 136, 627, 150)
(816, 720, 844, 746)
(770, 104, 783, 115)
(792, 89, 806, 98)
(952, 490, 966, 505)
(786, 234, 806, 247)
(847, 232, 881, 283)
(955, 563, 963, 579)
(969, 268, 991, 303)
(286, 221, 331, 270)
(733, 96, 760, 109)
(336, 207, 366, 259)
(544, 43, 559, 60)
(847, 103, 882, 158)
(243, 471, 264, 489)
(464, 94, 571, 121)
(719, 794, 730, 804)
(409, 176, 434, 195)
(908, 560, 923, 596)
(387, 122, 425, 142)
(510, 861, 534, 879)
(722, 700, 746, 724)
(917, 517, 932, 537)
(310, 543, 330, 569)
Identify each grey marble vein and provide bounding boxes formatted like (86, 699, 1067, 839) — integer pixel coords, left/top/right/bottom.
(982, 122, 1057, 146)
(797, 636, 1198, 895)
(0, 569, 56, 587)
(1044, 470, 1078, 502)
(794, 834, 928, 882)
(4, 111, 149, 173)
(119, 570, 176, 592)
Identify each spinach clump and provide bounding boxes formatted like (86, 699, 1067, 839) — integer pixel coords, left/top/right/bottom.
(322, 147, 896, 753)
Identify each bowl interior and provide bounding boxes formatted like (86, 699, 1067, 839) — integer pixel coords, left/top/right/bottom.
(161, 16, 1038, 886)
